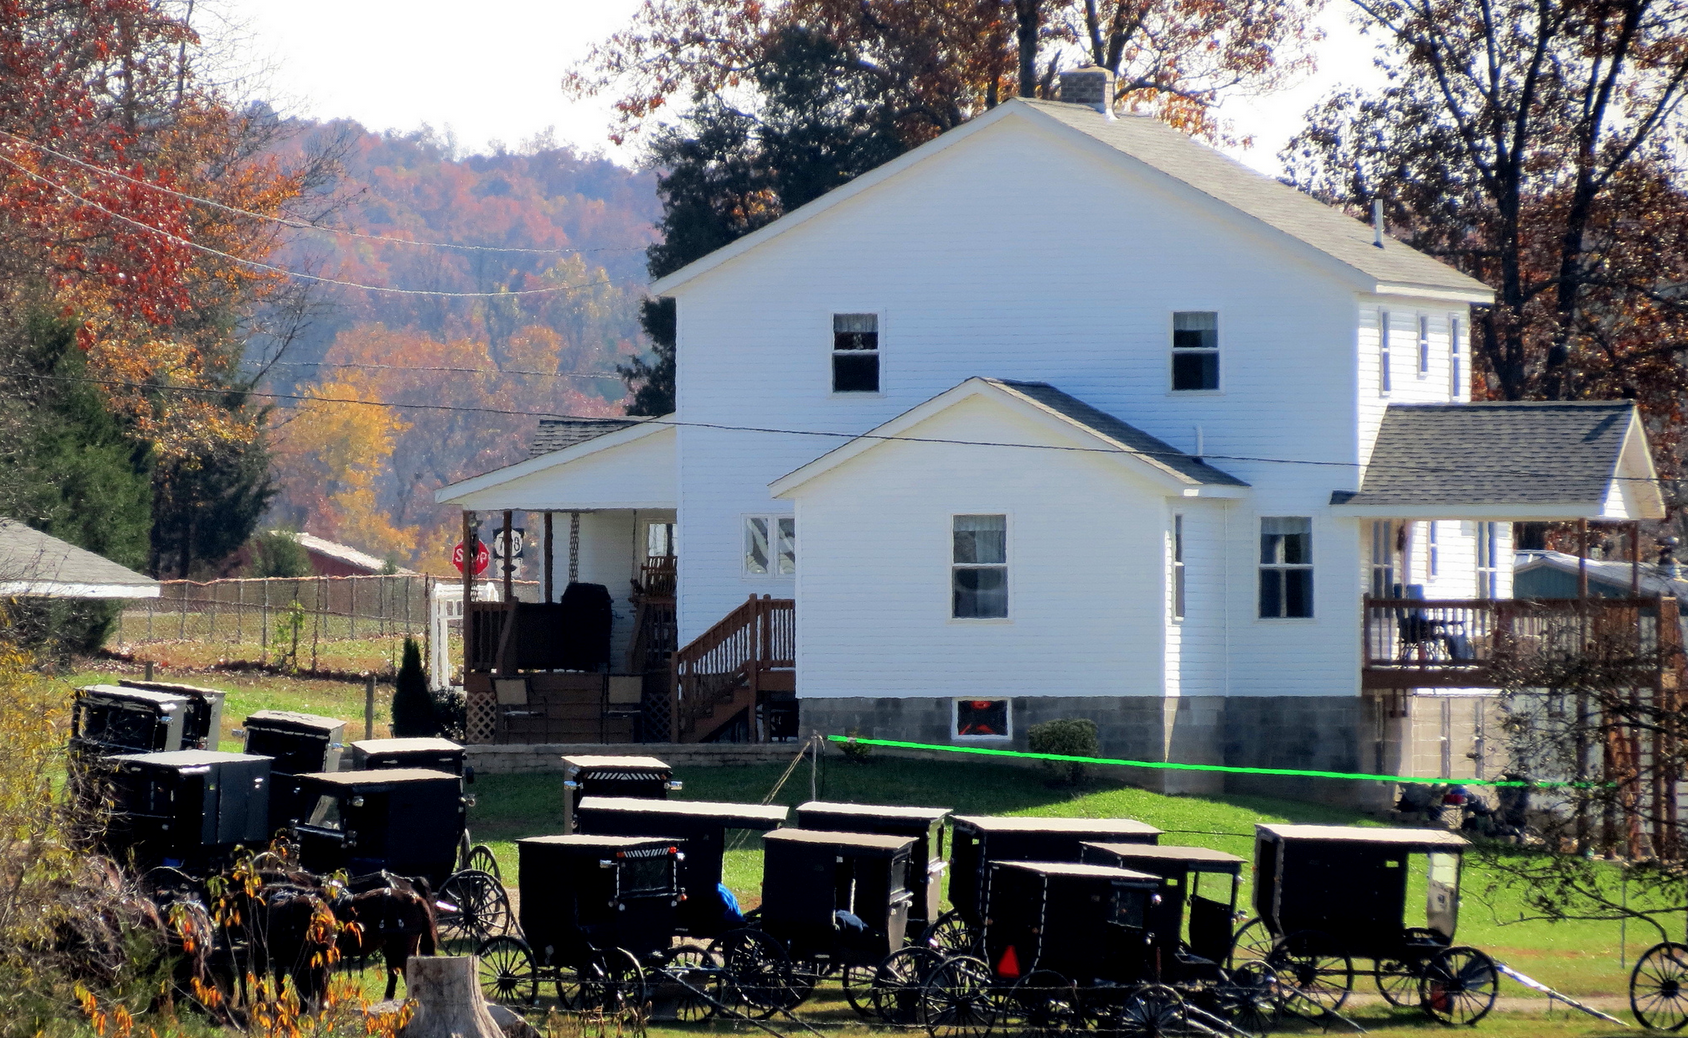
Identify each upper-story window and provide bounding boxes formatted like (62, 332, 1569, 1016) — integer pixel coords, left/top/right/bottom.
(744, 515, 796, 576)
(1379, 310, 1392, 393)
(832, 313, 879, 393)
(1417, 315, 1431, 376)
(1450, 316, 1464, 397)
(1171, 311, 1219, 391)
(1171, 514, 1186, 621)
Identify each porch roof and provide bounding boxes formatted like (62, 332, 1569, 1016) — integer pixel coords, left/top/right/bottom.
(1331, 401, 1664, 520)
(0, 518, 159, 599)
(435, 418, 676, 511)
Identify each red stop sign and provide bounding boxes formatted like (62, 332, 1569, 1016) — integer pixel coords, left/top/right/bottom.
(452, 540, 490, 575)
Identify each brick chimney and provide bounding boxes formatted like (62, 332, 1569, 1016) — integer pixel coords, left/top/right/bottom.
(1058, 66, 1115, 117)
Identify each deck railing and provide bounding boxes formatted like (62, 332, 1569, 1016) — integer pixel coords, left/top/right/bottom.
(671, 594, 793, 739)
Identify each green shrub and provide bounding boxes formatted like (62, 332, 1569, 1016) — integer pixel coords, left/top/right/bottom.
(250, 529, 309, 578)
(1027, 717, 1100, 785)
(837, 728, 873, 764)
(390, 636, 437, 737)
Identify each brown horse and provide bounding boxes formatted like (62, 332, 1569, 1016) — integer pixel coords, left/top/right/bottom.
(255, 889, 339, 1007)
(333, 884, 438, 999)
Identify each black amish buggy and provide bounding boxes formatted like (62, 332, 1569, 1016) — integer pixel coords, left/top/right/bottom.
(1244, 823, 1496, 1025)
(1080, 843, 1248, 977)
(476, 835, 691, 1013)
(71, 685, 203, 759)
(795, 801, 952, 935)
(560, 755, 679, 831)
(710, 829, 919, 1019)
(940, 815, 1161, 949)
(117, 680, 226, 749)
(574, 796, 788, 936)
(240, 710, 346, 777)
(100, 750, 271, 871)
(287, 768, 466, 888)
(350, 737, 469, 778)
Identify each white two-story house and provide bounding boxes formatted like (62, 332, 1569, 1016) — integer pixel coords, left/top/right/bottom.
(439, 70, 1664, 803)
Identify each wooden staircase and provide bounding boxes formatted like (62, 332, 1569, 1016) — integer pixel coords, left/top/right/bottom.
(671, 594, 794, 742)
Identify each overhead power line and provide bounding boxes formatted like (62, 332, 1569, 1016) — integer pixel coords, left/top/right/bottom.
(0, 127, 652, 258)
(256, 361, 627, 381)
(0, 151, 649, 299)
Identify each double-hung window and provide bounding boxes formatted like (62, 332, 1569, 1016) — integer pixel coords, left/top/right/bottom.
(952, 515, 1007, 619)
(1171, 311, 1219, 391)
(1379, 311, 1392, 393)
(1476, 521, 1500, 599)
(1171, 515, 1186, 621)
(1260, 517, 1314, 618)
(1417, 315, 1431, 376)
(832, 313, 879, 392)
(1426, 521, 1440, 579)
(744, 516, 796, 576)
(1450, 316, 1463, 396)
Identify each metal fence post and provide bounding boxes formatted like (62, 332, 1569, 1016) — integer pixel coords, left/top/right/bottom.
(365, 673, 376, 739)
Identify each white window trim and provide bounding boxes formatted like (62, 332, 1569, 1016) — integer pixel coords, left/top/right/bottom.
(829, 310, 885, 397)
(1449, 315, 1464, 400)
(741, 514, 796, 578)
(949, 513, 1011, 623)
(1426, 520, 1439, 579)
(952, 697, 1013, 741)
(1168, 309, 1222, 395)
(1171, 514, 1186, 622)
(1476, 521, 1500, 599)
(1379, 309, 1392, 395)
(1417, 314, 1431, 377)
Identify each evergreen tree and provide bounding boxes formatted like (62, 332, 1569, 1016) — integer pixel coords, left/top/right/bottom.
(390, 636, 438, 737)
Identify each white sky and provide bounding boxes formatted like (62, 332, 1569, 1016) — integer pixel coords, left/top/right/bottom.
(223, 0, 1387, 175)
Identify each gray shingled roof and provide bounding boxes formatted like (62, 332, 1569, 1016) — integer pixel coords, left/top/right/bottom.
(0, 519, 159, 599)
(1022, 100, 1493, 297)
(1341, 402, 1637, 507)
(529, 418, 639, 457)
(991, 379, 1248, 487)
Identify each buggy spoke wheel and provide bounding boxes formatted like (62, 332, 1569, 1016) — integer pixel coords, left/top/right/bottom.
(551, 961, 585, 1010)
(1632, 942, 1688, 1032)
(1375, 959, 1421, 1007)
(921, 910, 980, 956)
(918, 955, 998, 1038)
(1227, 917, 1274, 968)
(1267, 930, 1353, 1017)
(709, 927, 792, 1018)
(1112, 984, 1185, 1038)
(657, 944, 722, 1022)
(1215, 962, 1282, 1038)
(872, 946, 945, 1026)
(437, 869, 510, 947)
(1419, 946, 1497, 1026)
(464, 844, 501, 881)
(841, 962, 878, 1019)
(1010, 970, 1078, 1036)
(580, 948, 648, 1014)
(475, 936, 537, 1007)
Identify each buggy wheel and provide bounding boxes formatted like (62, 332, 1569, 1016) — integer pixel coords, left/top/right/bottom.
(1010, 970, 1079, 1036)
(1227, 917, 1274, 967)
(464, 844, 501, 881)
(1215, 962, 1282, 1038)
(657, 943, 722, 1022)
(1632, 942, 1688, 1032)
(841, 962, 878, 1019)
(709, 928, 793, 1018)
(872, 946, 945, 1026)
(1111, 984, 1185, 1038)
(475, 936, 537, 1007)
(1375, 958, 1421, 1007)
(437, 869, 511, 948)
(921, 909, 980, 956)
(917, 955, 999, 1038)
(580, 948, 648, 1014)
(1419, 946, 1498, 1026)
(1267, 930, 1353, 1017)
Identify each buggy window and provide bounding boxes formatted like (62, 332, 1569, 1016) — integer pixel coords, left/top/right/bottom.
(1111, 884, 1149, 929)
(305, 794, 342, 830)
(78, 703, 157, 750)
(617, 856, 672, 897)
(1425, 852, 1459, 939)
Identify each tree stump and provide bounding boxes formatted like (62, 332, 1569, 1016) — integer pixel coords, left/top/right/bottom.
(400, 956, 504, 1038)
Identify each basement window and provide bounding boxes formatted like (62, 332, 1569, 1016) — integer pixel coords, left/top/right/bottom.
(954, 699, 1011, 740)
(832, 313, 880, 392)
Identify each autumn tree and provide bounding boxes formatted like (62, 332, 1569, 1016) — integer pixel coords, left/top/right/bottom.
(1283, 1, 1688, 426)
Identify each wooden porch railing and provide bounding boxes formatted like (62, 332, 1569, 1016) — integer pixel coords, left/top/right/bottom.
(1361, 595, 1673, 689)
(671, 594, 794, 741)
(639, 555, 677, 598)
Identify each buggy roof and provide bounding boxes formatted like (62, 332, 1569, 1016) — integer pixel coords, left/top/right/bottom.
(995, 860, 1160, 882)
(954, 815, 1162, 837)
(244, 710, 345, 732)
(796, 801, 951, 823)
(562, 755, 671, 770)
(118, 680, 225, 699)
(293, 768, 459, 788)
(1257, 824, 1469, 850)
(576, 796, 788, 827)
(1084, 842, 1246, 872)
(109, 749, 263, 767)
(78, 684, 190, 707)
(352, 737, 463, 753)
(519, 834, 677, 850)
(764, 829, 915, 853)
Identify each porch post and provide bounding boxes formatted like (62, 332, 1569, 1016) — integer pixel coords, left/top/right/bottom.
(544, 511, 555, 603)
(502, 510, 515, 602)
(461, 510, 475, 671)
(569, 511, 581, 584)
(1631, 520, 1642, 597)
(1578, 519, 1590, 599)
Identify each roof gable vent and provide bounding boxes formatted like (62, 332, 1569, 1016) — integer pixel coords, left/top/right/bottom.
(1058, 66, 1115, 117)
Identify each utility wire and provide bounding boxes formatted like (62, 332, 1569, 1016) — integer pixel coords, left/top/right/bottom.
(16, 370, 1670, 483)
(0, 151, 647, 299)
(254, 361, 627, 380)
(0, 127, 651, 258)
